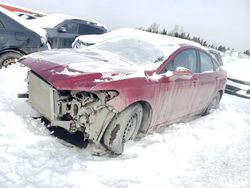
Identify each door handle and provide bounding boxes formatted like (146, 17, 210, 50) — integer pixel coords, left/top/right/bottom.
(192, 78, 199, 86)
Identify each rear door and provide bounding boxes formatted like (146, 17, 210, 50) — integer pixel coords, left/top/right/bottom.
(52, 21, 79, 48)
(194, 50, 218, 112)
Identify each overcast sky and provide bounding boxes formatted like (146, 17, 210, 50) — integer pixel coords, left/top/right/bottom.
(3, 0, 250, 51)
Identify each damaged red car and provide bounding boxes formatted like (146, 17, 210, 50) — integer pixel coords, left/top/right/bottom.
(19, 29, 227, 154)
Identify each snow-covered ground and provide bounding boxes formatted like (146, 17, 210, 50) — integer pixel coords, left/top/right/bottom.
(0, 64, 250, 188)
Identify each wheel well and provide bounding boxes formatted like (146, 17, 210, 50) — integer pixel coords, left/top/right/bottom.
(218, 90, 223, 100)
(136, 101, 152, 135)
(0, 49, 25, 56)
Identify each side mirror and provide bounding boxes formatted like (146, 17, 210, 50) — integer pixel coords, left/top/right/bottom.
(57, 26, 67, 33)
(170, 67, 193, 81)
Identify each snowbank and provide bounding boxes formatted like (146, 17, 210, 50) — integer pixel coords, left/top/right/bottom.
(0, 63, 250, 187)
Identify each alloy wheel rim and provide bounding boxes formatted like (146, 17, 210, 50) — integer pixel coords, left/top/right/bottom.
(123, 114, 137, 142)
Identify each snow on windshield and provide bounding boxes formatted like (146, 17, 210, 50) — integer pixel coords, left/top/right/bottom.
(0, 7, 46, 38)
(87, 29, 206, 65)
(91, 37, 168, 65)
(90, 37, 179, 66)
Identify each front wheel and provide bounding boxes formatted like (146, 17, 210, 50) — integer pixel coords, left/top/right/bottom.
(102, 104, 143, 154)
(0, 52, 22, 69)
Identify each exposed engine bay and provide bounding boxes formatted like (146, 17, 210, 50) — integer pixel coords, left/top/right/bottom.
(27, 71, 118, 144)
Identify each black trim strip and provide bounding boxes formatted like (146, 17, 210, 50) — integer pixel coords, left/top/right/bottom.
(228, 78, 250, 85)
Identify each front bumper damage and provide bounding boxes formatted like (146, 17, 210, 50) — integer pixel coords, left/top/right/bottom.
(27, 71, 117, 144)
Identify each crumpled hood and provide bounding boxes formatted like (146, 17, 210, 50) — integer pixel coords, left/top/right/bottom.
(19, 49, 143, 90)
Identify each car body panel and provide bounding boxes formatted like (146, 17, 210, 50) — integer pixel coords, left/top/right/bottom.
(20, 44, 227, 134)
(0, 9, 48, 55)
(19, 32, 227, 151)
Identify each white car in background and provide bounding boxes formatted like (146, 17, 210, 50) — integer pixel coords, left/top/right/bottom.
(72, 28, 208, 50)
(223, 57, 250, 99)
(208, 48, 223, 66)
(72, 28, 142, 48)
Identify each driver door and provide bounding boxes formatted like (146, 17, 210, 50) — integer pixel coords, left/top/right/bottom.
(155, 49, 199, 125)
(54, 22, 79, 48)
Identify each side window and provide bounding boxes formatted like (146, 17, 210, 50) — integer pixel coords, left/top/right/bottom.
(0, 21, 4, 28)
(79, 24, 103, 35)
(60, 22, 78, 34)
(212, 59, 220, 71)
(164, 49, 197, 73)
(200, 51, 214, 73)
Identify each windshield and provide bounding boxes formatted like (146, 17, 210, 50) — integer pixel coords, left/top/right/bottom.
(90, 37, 166, 65)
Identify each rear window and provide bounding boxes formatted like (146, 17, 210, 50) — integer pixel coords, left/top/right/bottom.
(79, 24, 104, 35)
(200, 51, 214, 73)
(60, 22, 78, 34)
(91, 37, 165, 65)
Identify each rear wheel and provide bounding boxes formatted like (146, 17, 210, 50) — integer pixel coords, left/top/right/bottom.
(0, 52, 22, 69)
(203, 92, 221, 115)
(103, 103, 143, 154)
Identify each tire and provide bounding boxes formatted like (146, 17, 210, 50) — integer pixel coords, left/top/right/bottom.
(203, 92, 221, 115)
(103, 103, 143, 154)
(0, 52, 22, 69)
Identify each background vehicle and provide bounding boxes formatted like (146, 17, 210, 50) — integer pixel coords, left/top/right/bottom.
(20, 29, 227, 154)
(208, 48, 223, 66)
(29, 14, 108, 49)
(72, 28, 138, 48)
(0, 8, 48, 68)
(223, 58, 250, 99)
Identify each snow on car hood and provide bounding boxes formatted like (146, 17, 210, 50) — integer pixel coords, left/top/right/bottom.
(223, 58, 250, 82)
(19, 49, 149, 90)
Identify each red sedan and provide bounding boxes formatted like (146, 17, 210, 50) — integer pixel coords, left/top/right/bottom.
(19, 29, 227, 154)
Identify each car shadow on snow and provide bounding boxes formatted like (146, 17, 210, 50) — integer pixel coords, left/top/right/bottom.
(41, 117, 89, 148)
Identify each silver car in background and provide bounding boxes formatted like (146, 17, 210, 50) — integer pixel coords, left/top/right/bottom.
(223, 57, 250, 99)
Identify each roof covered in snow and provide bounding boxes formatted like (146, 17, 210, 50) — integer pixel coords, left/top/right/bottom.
(27, 13, 107, 29)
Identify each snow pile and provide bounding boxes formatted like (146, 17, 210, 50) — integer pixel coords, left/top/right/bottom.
(0, 63, 250, 187)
